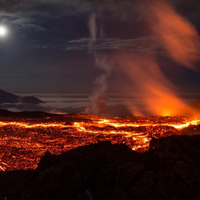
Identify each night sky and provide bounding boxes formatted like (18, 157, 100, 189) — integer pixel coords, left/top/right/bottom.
(0, 0, 200, 95)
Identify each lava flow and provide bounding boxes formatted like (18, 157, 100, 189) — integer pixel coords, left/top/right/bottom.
(0, 114, 199, 171)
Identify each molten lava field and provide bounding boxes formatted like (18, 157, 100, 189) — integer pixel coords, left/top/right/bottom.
(0, 112, 199, 171)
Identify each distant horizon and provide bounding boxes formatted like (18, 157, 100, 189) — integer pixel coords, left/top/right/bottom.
(0, 90, 199, 118)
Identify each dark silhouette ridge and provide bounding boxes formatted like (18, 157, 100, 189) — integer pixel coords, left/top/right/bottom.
(180, 98, 200, 117)
(0, 109, 53, 118)
(0, 133, 200, 199)
(0, 89, 20, 103)
(0, 89, 45, 104)
(21, 96, 44, 104)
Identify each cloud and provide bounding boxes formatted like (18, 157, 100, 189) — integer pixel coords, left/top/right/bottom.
(66, 36, 200, 55)
(0, 0, 199, 15)
(0, 0, 139, 23)
(0, 0, 199, 51)
(0, 0, 198, 33)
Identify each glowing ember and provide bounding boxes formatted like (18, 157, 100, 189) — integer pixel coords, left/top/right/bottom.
(0, 115, 199, 171)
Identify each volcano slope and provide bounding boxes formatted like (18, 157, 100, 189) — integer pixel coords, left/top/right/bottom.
(0, 132, 200, 200)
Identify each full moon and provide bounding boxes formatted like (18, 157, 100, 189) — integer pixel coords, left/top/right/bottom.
(0, 26, 8, 37)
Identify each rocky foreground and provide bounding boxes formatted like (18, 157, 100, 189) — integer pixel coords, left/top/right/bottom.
(0, 135, 200, 200)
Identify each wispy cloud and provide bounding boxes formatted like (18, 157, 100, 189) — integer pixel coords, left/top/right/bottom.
(66, 36, 200, 56)
(0, 0, 199, 52)
(0, 0, 198, 36)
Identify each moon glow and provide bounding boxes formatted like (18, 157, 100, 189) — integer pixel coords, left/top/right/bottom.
(0, 26, 8, 37)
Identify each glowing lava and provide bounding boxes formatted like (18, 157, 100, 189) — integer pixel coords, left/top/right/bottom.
(0, 115, 199, 171)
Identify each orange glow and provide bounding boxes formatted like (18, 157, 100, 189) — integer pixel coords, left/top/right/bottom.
(116, 54, 185, 116)
(113, 0, 200, 117)
(140, 0, 200, 69)
(0, 115, 199, 171)
(115, 0, 200, 117)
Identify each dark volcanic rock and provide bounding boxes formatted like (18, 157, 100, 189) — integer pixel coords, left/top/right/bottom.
(0, 109, 54, 118)
(157, 169, 187, 199)
(1, 136, 200, 199)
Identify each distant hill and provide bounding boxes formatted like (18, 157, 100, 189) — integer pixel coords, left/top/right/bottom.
(0, 89, 45, 104)
(0, 89, 20, 104)
(187, 98, 200, 110)
(21, 96, 44, 104)
(179, 98, 200, 117)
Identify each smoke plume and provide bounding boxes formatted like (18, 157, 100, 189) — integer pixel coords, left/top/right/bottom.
(140, 0, 200, 69)
(84, 14, 112, 116)
(85, 0, 200, 117)
(115, 53, 185, 116)
(119, 0, 200, 116)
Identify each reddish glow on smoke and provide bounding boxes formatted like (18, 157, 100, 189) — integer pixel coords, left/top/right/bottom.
(114, 0, 200, 116)
(116, 54, 185, 116)
(141, 0, 200, 69)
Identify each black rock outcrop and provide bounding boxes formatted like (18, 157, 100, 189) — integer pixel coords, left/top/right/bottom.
(0, 136, 200, 200)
